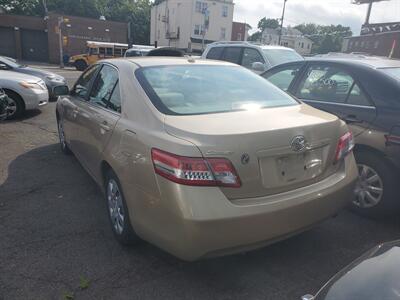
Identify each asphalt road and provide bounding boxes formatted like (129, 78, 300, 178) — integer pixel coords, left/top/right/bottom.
(1, 67, 400, 300)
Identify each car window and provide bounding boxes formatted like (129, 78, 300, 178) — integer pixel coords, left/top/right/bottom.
(137, 65, 298, 115)
(347, 83, 372, 106)
(89, 65, 119, 109)
(206, 47, 224, 60)
(221, 47, 242, 64)
(108, 82, 121, 113)
(242, 48, 265, 69)
(106, 48, 113, 56)
(72, 65, 101, 99)
(262, 49, 303, 66)
(296, 65, 355, 103)
(263, 65, 301, 91)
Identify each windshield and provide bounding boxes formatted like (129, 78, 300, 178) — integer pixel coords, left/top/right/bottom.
(380, 67, 400, 81)
(137, 65, 298, 115)
(0, 56, 22, 68)
(263, 49, 303, 66)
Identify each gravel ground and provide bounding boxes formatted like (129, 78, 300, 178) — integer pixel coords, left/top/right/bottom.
(1, 67, 400, 300)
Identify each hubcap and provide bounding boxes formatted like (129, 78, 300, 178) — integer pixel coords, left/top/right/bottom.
(58, 121, 66, 148)
(107, 179, 125, 235)
(6, 98, 17, 117)
(354, 164, 384, 208)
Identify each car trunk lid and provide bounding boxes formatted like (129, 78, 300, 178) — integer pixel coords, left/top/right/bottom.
(164, 104, 343, 200)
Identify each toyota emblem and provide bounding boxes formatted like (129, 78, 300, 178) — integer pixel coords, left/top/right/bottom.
(241, 153, 250, 164)
(291, 135, 307, 152)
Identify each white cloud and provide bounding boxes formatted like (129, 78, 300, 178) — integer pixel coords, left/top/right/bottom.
(233, 0, 400, 35)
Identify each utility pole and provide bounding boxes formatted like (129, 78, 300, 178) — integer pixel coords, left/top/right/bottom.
(278, 0, 288, 46)
(351, 1, 390, 25)
(58, 16, 64, 68)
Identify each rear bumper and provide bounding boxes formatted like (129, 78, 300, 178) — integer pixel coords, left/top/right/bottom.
(134, 154, 358, 261)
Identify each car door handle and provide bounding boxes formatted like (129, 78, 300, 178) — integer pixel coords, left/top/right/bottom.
(343, 115, 363, 124)
(72, 108, 79, 118)
(99, 120, 111, 132)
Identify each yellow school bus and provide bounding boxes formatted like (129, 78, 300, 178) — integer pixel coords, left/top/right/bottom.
(69, 41, 129, 71)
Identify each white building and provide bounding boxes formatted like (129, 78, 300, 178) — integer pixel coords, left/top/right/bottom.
(261, 27, 313, 55)
(150, 0, 234, 52)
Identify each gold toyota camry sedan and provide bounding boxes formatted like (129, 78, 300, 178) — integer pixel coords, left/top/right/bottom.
(54, 57, 358, 261)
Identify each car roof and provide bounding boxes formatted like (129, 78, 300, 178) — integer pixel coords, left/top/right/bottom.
(104, 57, 237, 68)
(306, 56, 400, 69)
(207, 42, 295, 51)
(259, 45, 296, 51)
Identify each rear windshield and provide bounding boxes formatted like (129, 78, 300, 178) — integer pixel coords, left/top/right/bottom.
(136, 65, 298, 115)
(263, 49, 303, 66)
(380, 67, 400, 81)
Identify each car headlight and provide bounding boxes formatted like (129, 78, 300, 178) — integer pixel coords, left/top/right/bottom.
(19, 81, 46, 90)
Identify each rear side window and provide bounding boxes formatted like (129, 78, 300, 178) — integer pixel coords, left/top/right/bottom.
(206, 47, 224, 60)
(137, 65, 298, 115)
(221, 47, 242, 64)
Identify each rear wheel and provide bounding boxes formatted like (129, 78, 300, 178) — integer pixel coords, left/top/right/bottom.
(5, 91, 24, 120)
(75, 60, 87, 71)
(105, 169, 140, 245)
(351, 150, 399, 217)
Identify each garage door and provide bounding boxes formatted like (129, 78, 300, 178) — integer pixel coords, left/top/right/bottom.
(21, 29, 49, 62)
(0, 26, 16, 58)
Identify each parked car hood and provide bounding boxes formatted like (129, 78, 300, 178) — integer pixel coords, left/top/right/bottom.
(15, 66, 62, 81)
(0, 70, 44, 82)
(314, 240, 400, 300)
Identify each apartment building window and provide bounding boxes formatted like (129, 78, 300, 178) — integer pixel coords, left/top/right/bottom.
(196, 1, 208, 13)
(195, 1, 202, 12)
(194, 25, 200, 35)
(194, 25, 205, 36)
(301, 42, 304, 48)
(220, 27, 226, 40)
(222, 5, 228, 17)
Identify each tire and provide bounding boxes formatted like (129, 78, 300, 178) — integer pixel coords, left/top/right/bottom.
(104, 169, 140, 245)
(57, 118, 72, 155)
(74, 60, 87, 71)
(5, 90, 24, 120)
(351, 150, 399, 218)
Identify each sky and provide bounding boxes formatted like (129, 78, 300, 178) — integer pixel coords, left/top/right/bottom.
(233, 0, 400, 35)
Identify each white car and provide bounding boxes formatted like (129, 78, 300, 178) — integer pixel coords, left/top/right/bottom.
(0, 70, 48, 119)
(202, 41, 304, 73)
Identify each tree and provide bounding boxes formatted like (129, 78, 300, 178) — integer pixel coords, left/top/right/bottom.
(248, 31, 262, 42)
(258, 17, 280, 31)
(294, 23, 352, 54)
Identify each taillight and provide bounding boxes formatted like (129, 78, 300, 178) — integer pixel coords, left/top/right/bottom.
(335, 132, 355, 162)
(151, 149, 241, 188)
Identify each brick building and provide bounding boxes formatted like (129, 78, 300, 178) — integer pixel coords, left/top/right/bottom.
(231, 22, 251, 41)
(0, 13, 128, 63)
(342, 22, 400, 59)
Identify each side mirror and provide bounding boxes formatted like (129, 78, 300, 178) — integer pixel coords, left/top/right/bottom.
(0, 63, 10, 70)
(53, 85, 69, 97)
(251, 62, 266, 72)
